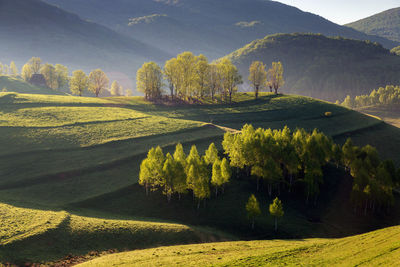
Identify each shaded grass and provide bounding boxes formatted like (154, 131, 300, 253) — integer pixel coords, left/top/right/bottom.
(0, 76, 64, 95)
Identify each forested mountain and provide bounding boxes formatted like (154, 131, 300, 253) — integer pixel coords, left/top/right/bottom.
(346, 8, 400, 43)
(224, 33, 400, 101)
(0, 0, 169, 77)
(44, 0, 399, 59)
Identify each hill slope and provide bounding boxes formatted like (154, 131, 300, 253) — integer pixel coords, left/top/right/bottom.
(1, 92, 400, 264)
(224, 33, 400, 101)
(346, 8, 400, 43)
(0, 0, 169, 77)
(43, 0, 398, 59)
(77, 225, 400, 266)
(0, 76, 64, 95)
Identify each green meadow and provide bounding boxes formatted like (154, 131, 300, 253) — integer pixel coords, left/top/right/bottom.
(1, 90, 400, 264)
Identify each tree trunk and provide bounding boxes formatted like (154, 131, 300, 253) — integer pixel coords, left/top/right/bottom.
(255, 86, 259, 99)
(252, 219, 255, 229)
(215, 187, 218, 198)
(275, 217, 278, 231)
(197, 199, 201, 210)
(274, 86, 278, 94)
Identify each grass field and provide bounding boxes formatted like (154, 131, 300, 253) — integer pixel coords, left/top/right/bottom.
(357, 106, 400, 128)
(1, 91, 400, 264)
(77, 225, 400, 266)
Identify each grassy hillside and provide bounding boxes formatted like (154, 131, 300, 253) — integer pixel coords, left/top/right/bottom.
(1, 91, 400, 264)
(0, 0, 168, 80)
(346, 8, 400, 43)
(358, 106, 400, 128)
(224, 33, 400, 101)
(77, 225, 400, 266)
(44, 0, 398, 61)
(0, 76, 64, 95)
(0, 203, 229, 265)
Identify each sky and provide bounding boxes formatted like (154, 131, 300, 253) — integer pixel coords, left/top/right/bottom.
(277, 0, 400, 25)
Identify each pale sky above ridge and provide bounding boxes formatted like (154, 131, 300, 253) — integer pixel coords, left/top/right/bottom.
(277, 0, 400, 25)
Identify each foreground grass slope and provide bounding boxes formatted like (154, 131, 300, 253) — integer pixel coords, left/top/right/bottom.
(0, 203, 230, 265)
(78, 225, 400, 266)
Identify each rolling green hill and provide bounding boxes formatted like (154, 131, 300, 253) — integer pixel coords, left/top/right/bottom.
(0, 76, 64, 95)
(346, 8, 400, 43)
(224, 33, 400, 101)
(44, 0, 398, 60)
(76, 225, 400, 266)
(1, 91, 400, 264)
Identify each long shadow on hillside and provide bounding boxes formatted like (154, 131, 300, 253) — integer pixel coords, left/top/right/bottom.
(72, 164, 400, 240)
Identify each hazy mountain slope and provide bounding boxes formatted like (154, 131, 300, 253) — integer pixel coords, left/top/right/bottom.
(224, 33, 400, 101)
(346, 8, 400, 43)
(44, 0, 399, 59)
(0, 0, 169, 77)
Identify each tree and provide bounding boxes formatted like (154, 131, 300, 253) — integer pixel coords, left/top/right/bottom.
(249, 61, 267, 99)
(269, 197, 284, 231)
(342, 95, 354, 108)
(162, 153, 175, 202)
(21, 64, 33, 81)
(89, 69, 109, 97)
(55, 64, 69, 89)
(28, 57, 42, 74)
(267, 62, 284, 94)
(246, 194, 261, 229)
(163, 58, 178, 98)
(208, 63, 222, 101)
(211, 159, 223, 197)
(110, 81, 122, 96)
(10, 61, 18, 76)
(176, 52, 197, 100)
(220, 158, 231, 192)
(125, 89, 133, 96)
(219, 58, 242, 103)
(41, 64, 58, 89)
(70, 70, 88, 96)
(195, 54, 210, 98)
(137, 62, 163, 100)
(204, 142, 219, 165)
(188, 160, 210, 209)
(139, 146, 165, 195)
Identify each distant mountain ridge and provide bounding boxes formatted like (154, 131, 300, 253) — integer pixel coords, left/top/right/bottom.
(0, 0, 169, 80)
(223, 33, 400, 101)
(44, 0, 399, 60)
(346, 7, 400, 43)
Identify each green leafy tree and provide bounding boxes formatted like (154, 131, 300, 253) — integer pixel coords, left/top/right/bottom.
(110, 81, 122, 96)
(28, 57, 42, 74)
(41, 63, 58, 89)
(137, 62, 163, 100)
(195, 54, 210, 98)
(70, 70, 89, 96)
(267, 62, 285, 94)
(55, 64, 69, 89)
(162, 153, 175, 202)
(21, 64, 33, 81)
(246, 194, 261, 229)
(249, 61, 267, 99)
(269, 197, 284, 231)
(211, 159, 223, 197)
(208, 63, 222, 101)
(89, 69, 109, 97)
(220, 158, 231, 192)
(204, 142, 219, 165)
(10, 61, 18, 76)
(139, 146, 165, 195)
(163, 57, 179, 98)
(219, 58, 242, 103)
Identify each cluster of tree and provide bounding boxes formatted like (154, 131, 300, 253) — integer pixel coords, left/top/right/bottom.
(248, 61, 285, 98)
(342, 139, 400, 214)
(223, 125, 399, 212)
(0, 61, 18, 76)
(340, 85, 400, 108)
(246, 195, 284, 230)
(137, 52, 243, 103)
(139, 143, 231, 208)
(21, 57, 69, 90)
